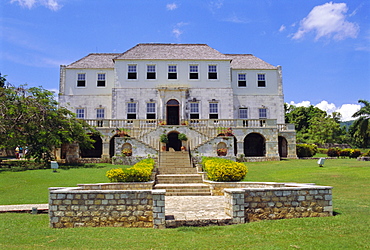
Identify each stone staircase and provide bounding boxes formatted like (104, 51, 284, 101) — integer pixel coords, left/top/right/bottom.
(154, 151, 211, 196)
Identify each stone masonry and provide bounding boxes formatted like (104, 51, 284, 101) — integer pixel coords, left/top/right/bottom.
(49, 188, 165, 228)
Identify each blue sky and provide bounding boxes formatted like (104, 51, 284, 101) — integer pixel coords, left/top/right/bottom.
(1, 0, 369, 121)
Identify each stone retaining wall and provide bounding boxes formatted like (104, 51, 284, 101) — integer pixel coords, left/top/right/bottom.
(77, 182, 154, 190)
(224, 184, 333, 223)
(204, 181, 285, 196)
(49, 188, 165, 228)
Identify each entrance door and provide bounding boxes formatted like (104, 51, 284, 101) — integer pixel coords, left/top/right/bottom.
(166, 99, 180, 125)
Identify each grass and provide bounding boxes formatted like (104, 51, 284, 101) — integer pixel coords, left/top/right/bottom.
(0, 159, 369, 249)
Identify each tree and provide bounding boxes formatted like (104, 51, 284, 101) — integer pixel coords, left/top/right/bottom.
(0, 78, 97, 162)
(285, 104, 345, 144)
(349, 99, 370, 148)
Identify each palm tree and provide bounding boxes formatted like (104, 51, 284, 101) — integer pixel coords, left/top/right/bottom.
(350, 100, 370, 148)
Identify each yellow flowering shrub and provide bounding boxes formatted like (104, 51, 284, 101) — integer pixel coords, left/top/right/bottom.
(106, 158, 155, 182)
(202, 157, 247, 182)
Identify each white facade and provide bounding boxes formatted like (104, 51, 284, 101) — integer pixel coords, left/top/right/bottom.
(59, 44, 284, 123)
(58, 44, 296, 160)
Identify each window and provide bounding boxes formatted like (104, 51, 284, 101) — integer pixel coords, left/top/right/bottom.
(128, 65, 137, 79)
(190, 102, 199, 119)
(96, 108, 104, 119)
(76, 108, 85, 119)
(208, 65, 217, 79)
(259, 108, 267, 119)
(147, 65, 156, 79)
(189, 65, 199, 79)
(238, 73, 246, 87)
(77, 73, 86, 87)
(239, 108, 248, 119)
(209, 102, 218, 119)
(146, 102, 156, 119)
(168, 65, 177, 79)
(97, 73, 106, 87)
(258, 74, 266, 87)
(127, 103, 137, 119)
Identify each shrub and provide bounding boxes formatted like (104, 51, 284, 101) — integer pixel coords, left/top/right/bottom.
(317, 148, 328, 154)
(296, 144, 318, 157)
(160, 134, 169, 143)
(350, 149, 362, 158)
(363, 150, 370, 157)
(339, 148, 352, 158)
(202, 157, 247, 182)
(178, 133, 188, 141)
(327, 148, 340, 157)
(106, 158, 155, 182)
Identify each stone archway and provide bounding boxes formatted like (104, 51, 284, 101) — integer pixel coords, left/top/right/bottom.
(109, 135, 119, 158)
(166, 99, 180, 125)
(80, 135, 102, 158)
(244, 133, 265, 157)
(167, 131, 181, 151)
(278, 136, 288, 158)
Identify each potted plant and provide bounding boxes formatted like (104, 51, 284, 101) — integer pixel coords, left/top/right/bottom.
(122, 148, 132, 156)
(160, 134, 169, 143)
(181, 146, 186, 151)
(178, 133, 188, 141)
(217, 148, 227, 156)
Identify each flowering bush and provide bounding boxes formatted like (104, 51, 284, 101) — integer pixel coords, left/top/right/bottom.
(106, 158, 155, 182)
(122, 148, 132, 156)
(327, 147, 340, 157)
(202, 157, 247, 182)
(217, 148, 227, 156)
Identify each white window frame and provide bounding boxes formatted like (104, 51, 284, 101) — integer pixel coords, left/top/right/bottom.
(96, 108, 105, 119)
(97, 73, 106, 87)
(259, 108, 267, 119)
(77, 73, 86, 87)
(208, 65, 217, 80)
(209, 102, 219, 119)
(146, 102, 156, 119)
(128, 64, 137, 80)
(168, 65, 177, 79)
(146, 65, 156, 80)
(190, 102, 200, 119)
(239, 108, 248, 119)
(76, 108, 85, 119)
(238, 73, 247, 87)
(257, 73, 266, 87)
(127, 102, 137, 119)
(189, 64, 199, 80)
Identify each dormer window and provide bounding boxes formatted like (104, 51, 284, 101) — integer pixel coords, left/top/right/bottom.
(128, 65, 137, 79)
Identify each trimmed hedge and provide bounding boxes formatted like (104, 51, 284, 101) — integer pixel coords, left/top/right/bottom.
(328, 148, 362, 158)
(106, 158, 155, 182)
(296, 144, 318, 158)
(202, 157, 247, 182)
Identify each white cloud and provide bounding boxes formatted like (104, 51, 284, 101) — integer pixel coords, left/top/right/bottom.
(10, 0, 62, 11)
(279, 25, 286, 32)
(166, 3, 177, 11)
(292, 2, 359, 41)
(208, 0, 223, 14)
(289, 100, 361, 121)
(172, 28, 183, 39)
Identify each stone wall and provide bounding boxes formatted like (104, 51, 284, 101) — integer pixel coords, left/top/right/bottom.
(224, 184, 333, 223)
(49, 188, 165, 228)
(77, 182, 154, 190)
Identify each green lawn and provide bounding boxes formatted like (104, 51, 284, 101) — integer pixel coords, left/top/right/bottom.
(0, 159, 369, 249)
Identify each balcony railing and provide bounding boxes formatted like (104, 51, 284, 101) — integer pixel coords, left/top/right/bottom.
(84, 118, 295, 132)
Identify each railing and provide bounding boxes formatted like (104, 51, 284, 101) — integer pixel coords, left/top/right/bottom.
(84, 119, 295, 132)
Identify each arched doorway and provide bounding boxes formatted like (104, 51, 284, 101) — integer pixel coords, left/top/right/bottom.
(109, 135, 119, 157)
(166, 99, 180, 125)
(167, 132, 181, 151)
(80, 135, 102, 158)
(244, 133, 265, 157)
(278, 136, 288, 158)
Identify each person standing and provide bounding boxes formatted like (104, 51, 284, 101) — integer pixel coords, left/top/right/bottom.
(15, 146, 20, 159)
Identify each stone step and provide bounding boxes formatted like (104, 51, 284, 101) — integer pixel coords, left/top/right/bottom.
(154, 183, 211, 196)
(156, 174, 203, 184)
(157, 167, 197, 174)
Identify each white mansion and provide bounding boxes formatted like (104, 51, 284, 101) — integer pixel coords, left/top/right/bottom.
(58, 43, 296, 161)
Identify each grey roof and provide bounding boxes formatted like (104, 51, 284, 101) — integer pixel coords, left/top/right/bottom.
(114, 43, 232, 60)
(227, 54, 277, 70)
(66, 53, 120, 69)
